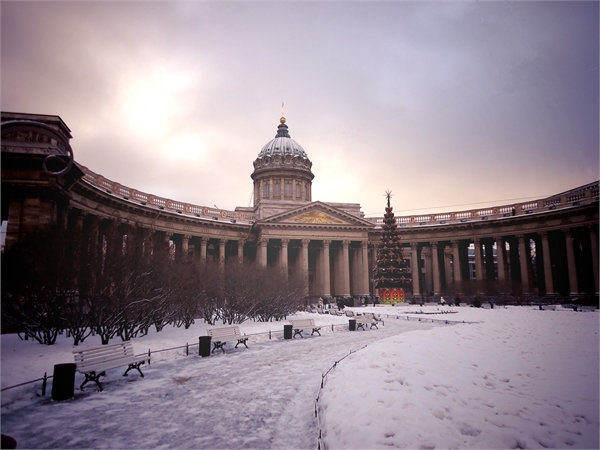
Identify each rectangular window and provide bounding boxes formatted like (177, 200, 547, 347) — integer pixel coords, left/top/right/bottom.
(274, 182, 281, 198)
(296, 184, 301, 199)
(285, 182, 292, 197)
(264, 183, 270, 198)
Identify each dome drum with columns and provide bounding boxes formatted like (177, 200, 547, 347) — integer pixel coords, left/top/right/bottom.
(1, 110, 598, 304)
(251, 117, 314, 210)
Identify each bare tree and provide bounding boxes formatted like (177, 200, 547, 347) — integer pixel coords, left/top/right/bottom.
(1, 228, 76, 345)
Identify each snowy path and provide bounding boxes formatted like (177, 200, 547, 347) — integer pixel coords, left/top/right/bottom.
(1, 318, 437, 449)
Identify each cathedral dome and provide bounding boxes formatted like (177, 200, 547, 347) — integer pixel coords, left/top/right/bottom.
(257, 117, 308, 159)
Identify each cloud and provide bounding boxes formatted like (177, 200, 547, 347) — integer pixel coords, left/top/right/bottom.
(1, 1, 597, 216)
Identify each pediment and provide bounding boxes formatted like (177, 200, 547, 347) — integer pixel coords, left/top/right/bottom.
(257, 202, 374, 228)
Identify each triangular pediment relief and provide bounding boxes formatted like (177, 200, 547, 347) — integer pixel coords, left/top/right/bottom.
(257, 202, 374, 228)
(284, 210, 346, 225)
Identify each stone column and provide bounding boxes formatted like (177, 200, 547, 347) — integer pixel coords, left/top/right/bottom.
(451, 240, 461, 285)
(421, 246, 432, 295)
(71, 211, 85, 286)
(350, 247, 359, 295)
(281, 239, 289, 276)
(341, 240, 351, 296)
(444, 246, 452, 286)
(322, 240, 331, 296)
(411, 242, 420, 296)
(219, 239, 226, 267)
(301, 239, 310, 295)
(563, 229, 579, 295)
(164, 232, 173, 255)
(361, 241, 370, 296)
(539, 231, 555, 295)
(589, 227, 599, 295)
(517, 234, 530, 293)
(484, 240, 495, 280)
(238, 239, 245, 264)
(431, 242, 441, 295)
(474, 238, 484, 281)
(495, 237, 506, 282)
(181, 235, 190, 261)
(257, 238, 268, 267)
(200, 237, 208, 263)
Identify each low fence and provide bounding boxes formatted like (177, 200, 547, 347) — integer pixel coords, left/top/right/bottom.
(314, 345, 368, 450)
(1, 315, 471, 399)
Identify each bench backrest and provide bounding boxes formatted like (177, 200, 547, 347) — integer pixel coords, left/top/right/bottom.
(355, 315, 372, 322)
(206, 325, 242, 340)
(289, 319, 315, 328)
(73, 341, 136, 372)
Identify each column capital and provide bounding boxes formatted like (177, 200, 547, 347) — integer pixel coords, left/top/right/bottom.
(201, 236, 209, 244)
(360, 241, 369, 249)
(430, 241, 438, 247)
(281, 238, 290, 246)
(182, 234, 191, 241)
(451, 240, 459, 246)
(258, 237, 269, 246)
(301, 239, 310, 246)
(410, 242, 418, 249)
(342, 240, 351, 247)
(322, 239, 331, 248)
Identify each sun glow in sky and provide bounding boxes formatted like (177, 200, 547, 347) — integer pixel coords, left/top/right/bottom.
(1, 1, 598, 216)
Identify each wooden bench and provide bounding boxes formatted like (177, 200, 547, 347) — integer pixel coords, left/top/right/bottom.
(73, 341, 149, 391)
(206, 325, 249, 353)
(289, 319, 321, 338)
(354, 313, 382, 330)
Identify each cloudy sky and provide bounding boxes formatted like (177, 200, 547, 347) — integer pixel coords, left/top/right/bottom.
(2, 1, 598, 217)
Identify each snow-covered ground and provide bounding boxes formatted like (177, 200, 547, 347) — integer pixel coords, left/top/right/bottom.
(1, 305, 598, 449)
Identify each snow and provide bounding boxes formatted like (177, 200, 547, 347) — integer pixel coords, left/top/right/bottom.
(1, 306, 598, 449)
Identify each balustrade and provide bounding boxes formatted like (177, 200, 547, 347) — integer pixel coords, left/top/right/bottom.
(79, 165, 256, 223)
(367, 181, 598, 228)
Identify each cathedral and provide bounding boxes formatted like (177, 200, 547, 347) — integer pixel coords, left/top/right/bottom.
(1, 111, 598, 301)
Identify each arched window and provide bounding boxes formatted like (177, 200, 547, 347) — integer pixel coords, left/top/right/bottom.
(264, 183, 270, 198)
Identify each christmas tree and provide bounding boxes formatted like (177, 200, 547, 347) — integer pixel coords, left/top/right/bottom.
(372, 191, 412, 303)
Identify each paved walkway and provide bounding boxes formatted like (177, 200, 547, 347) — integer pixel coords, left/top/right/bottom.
(2, 319, 437, 449)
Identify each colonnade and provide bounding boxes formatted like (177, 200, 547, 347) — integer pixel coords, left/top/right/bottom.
(408, 225, 599, 297)
(67, 208, 599, 298)
(255, 237, 370, 298)
(66, 209, 374, 299)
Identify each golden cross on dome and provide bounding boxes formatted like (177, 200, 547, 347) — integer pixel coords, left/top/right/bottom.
(280, 102, 286, 124)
